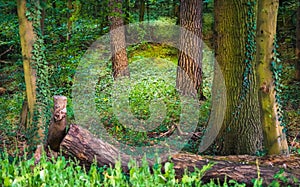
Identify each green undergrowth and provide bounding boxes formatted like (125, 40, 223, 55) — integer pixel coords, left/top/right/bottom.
(0, 150, 296, 187)
(94, 43, 214, 153)
(0, 150, 215, 187)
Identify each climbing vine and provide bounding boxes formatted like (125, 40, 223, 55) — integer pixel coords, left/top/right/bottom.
(241, 0, 256, 99)
(232, 0, 257, 119)
(271, 36, 287, 133)
(25, 0, 51, 148)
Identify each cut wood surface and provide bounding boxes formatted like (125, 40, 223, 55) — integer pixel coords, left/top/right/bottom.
(60, 124, 300, 186)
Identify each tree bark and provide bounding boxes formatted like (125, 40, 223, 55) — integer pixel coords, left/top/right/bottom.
(256, 0, 288, 155)
(214, 0, 263, 155)
(59, 124, 300, 186)
(109, 0, 130, 79)
(176, 0, 204, 100)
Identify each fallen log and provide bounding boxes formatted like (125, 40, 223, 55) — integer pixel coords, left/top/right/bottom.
(42, 96, 299, 186)
(59, 124, 300, 186)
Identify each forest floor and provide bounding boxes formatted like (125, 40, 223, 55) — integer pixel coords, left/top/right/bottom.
(0, 42, 299, 156)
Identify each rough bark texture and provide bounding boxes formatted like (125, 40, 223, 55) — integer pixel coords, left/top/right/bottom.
(296, 0, 300, 81)
(256, 0, 288, 155)
(46, 96, 67, 152)
(214, 0, 263, 155)
(60, 124, 300, 186)
(109, 0, 130, 79)
(176, 0, 204, 100)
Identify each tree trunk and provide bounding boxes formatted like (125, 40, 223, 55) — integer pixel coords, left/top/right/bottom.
(19, 99, 28, 129)
(17, 0, 36, 129)
(67, 0, 73, 41)
(17, 0, 50, 145)
(109, 0, 130, 79)
(139, 0, 145, 22)
(256, 0, 288, 155)
(17, 0, 46, 143)
(176, 0, 204, 100)
(214, 0, 263, 155)
(59, 124, 300, 186)
(296, 0, 300, 81)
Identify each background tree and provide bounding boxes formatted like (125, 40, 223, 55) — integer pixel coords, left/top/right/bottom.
(176, 0, 204, 100)
(109, 0, 130, 78)
(296, 0, 300, 80)
(256, 0, 289, 154)
(214, 0, 263, 155)
(139, 0, 145, 22)
(67, 0, 73, 41)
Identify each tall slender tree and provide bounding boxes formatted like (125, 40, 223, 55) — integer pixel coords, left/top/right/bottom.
(17, 0, 50, 144)
(176, 0, 204, 100)
(67, 0, 73, 41)
(139, 0, 145, 22)
(256, 0, 288, 154)
(296, 0, 300, 80)
(214, 0, 263, 155)
(17, 0, 36, 128)
(109, 0, 130, 78)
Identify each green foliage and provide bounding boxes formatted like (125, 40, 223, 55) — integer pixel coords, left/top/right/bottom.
(0, 150, 297, 187)
(0, 151, 235, 187)
(94, 43, 212, 153)
(95, 56, 181, 147)
(0, 93, 24, 154)
(0, 1, 20, 61)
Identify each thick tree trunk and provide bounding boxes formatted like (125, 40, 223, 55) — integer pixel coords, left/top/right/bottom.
(109, 0, 130, 78)
(214, 0, 263, 155)
(256, 0, 288, 155)
(176, 0, 204, 100)
(59, 124, 300, 186)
